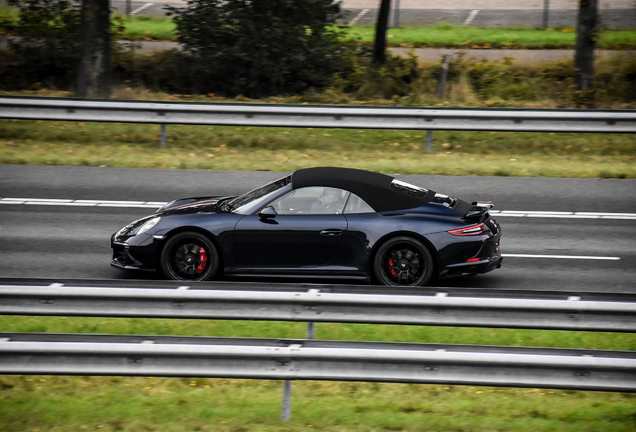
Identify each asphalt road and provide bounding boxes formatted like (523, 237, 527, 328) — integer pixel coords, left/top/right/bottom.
(110, 0, 636, 29)
(1, 164, 635, 293)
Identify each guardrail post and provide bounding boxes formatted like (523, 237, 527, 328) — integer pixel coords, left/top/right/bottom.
(306, 322, 316, 340)
(160, 124, 167, 148)
(281, 380, 292, 422)
(436, 54, 453, 98)
(425, 130, 434, 152)
(426, 54, 454, 152)
(281, 291, 318, 421)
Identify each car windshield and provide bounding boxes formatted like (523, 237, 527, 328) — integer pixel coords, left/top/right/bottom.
(225, 175, 291, 214)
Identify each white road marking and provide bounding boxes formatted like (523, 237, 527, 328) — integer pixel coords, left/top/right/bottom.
(0, 197, 167, 208)
(464, 10, 479, 25)
(490, 210, 636, 220)
(349, 8, 370, 25)
(502, 254, 620, 261)
(1, 197, 626, 261)
(2, 197, 636, 220)
(131, 3, 154, 16)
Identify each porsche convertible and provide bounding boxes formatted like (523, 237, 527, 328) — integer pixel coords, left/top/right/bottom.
(111, 167, 502, 286)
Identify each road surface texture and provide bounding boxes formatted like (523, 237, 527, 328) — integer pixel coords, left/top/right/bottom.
(1, 164, 634, 293)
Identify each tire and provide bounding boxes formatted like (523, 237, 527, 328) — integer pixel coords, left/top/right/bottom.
(160, 231, 220, 281)
(374, 236, 434, 286)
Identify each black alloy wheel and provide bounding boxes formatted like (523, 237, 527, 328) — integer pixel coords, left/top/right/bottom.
(160, 231, 219, 281)
(374, 236, 434, 286)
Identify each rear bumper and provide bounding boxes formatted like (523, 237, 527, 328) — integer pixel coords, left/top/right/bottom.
(444, 255, 503, 278)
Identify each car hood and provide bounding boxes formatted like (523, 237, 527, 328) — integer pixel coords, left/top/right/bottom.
(157, 196, 234, 216)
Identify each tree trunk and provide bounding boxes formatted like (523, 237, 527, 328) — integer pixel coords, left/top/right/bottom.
(76, 0, 112, 99)
(372, 0, 391, 66)
(574, 0, 598, 92)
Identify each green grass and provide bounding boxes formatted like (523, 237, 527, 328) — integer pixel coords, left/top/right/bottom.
(2, 316, 635, 350)
(115, 15, 177, 42)
(1, 118, 635, 178)
(1, 316, 635, 431)
(345, 25, 636, 50)
(1, 376, 634, 432)
(116, 19, 636, 49)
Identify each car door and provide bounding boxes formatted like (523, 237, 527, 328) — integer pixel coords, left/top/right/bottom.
(233, 187, 348, 270)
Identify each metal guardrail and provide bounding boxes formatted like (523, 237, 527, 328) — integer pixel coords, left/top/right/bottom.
(1, 333, 635, 392)
(2, 279, 635, 419)
(1, 97, 635, 133)
(2, 283, 636, 332)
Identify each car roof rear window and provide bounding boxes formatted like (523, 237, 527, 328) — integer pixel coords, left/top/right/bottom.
(390, 179, 429, 197)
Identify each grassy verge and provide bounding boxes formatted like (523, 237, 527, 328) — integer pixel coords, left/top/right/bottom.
(115, 15, 178, 42)
(345, 25, 636, 50)
(1, 118, 634, 178)
(1, 316, 635, 431)
(2, 376, 634, 432)
(113, 19, 636, 49)
(111, 16, 636, 49)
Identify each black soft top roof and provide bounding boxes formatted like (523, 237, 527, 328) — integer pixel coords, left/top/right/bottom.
(291, 167, 436, 213)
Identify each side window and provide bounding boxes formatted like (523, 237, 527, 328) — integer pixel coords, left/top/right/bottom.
(271, 187, 348, 215)
(343, 192, 375, 214)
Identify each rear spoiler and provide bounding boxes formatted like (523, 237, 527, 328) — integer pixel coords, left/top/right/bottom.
(464, 201, 494, 222)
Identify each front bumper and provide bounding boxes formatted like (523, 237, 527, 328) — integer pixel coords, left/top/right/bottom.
(110, 233, 160, 272)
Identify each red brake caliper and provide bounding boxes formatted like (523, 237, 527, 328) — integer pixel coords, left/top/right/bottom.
(388, 259, 397, 276)
(197, 247, 208, 274)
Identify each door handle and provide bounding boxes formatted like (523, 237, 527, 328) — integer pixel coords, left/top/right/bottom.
(320, 229, 343, 236)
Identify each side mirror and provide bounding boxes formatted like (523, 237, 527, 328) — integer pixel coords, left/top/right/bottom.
(258, 206, 277, 221)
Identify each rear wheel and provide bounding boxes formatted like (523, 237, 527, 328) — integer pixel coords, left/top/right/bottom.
(374, 236, 434, 286)
(160, 231, 219, 281)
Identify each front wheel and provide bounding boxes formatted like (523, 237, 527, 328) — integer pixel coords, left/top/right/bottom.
(160, 231, 219, 281)
(374, 236, 434, 286)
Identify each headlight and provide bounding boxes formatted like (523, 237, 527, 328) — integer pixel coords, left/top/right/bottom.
(135, 217, 162, 236)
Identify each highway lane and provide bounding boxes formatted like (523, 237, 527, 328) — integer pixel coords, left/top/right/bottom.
(1, 165, 634, 293)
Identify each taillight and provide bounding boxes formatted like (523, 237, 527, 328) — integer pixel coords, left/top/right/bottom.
(448, 223, 489, 236)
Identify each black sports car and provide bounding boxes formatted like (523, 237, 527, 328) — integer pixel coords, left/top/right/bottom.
(111, 167, 502, 286)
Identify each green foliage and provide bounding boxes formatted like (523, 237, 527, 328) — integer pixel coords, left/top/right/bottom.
(595, 53, 636, 103)
(166, 0, 350, 97)
(452, 56, 540, 101)
(4, 0, 82, 89)
(2, 0, 123, 91)
(355, 52, 422, 99)
(435, 53, 636, 107)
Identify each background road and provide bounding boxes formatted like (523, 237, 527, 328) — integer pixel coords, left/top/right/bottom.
(1, 164, 634, 293)
(110, 0, 636, 29)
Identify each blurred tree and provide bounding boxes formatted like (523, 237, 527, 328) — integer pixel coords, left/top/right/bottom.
(6, 0, 118, 95)
(372, 0, 391, 66)
(76, 0, 112, 98)
(167, 0, 346, 97)
(574, 0, 598, 92)
(7, 0, 82, 88)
